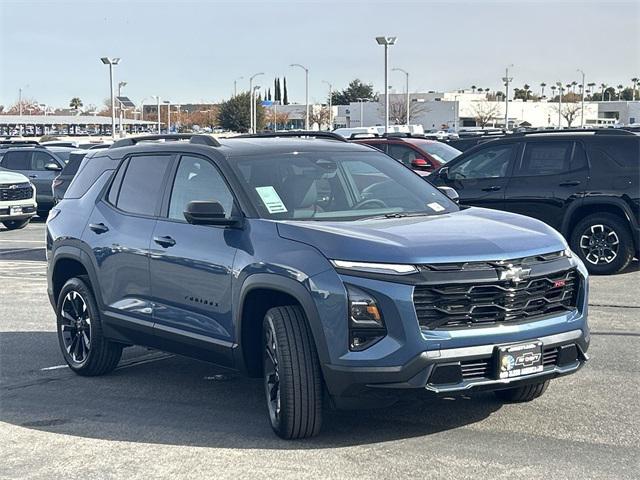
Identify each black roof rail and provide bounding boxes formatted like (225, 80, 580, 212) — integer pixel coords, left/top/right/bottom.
(512, 128, 636, 137)
(0, 139, 40, 146)
(349, 133, 380, 139)
(110, 134, 221, 149)
(234, 130, 348, 142)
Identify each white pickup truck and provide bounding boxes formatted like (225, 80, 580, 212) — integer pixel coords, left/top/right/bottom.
(0, 169, 37, 230)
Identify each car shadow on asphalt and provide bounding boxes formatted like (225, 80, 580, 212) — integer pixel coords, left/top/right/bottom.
(0, 331, 502, 448)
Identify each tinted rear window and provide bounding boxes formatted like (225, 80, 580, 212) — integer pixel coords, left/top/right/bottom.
(61, 152, 87, 176)
(1, 150, 31, 170)
(65, 155, 115, 199)
(112, 155, 172, 216)
(587, 138, 639, 169)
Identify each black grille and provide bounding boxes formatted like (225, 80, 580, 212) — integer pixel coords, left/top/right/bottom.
(459, 346, 561, 381)
(0, 183, 32, 201)
(414, 269, 579, 329)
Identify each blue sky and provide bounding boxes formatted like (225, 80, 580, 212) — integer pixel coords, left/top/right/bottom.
(1, 0, 638, 109)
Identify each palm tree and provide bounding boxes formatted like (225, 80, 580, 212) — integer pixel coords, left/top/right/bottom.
(571, 81, 578, 93)
(523, 84, 531, 101)
(617, 84, 624, 100)
(587, 82, 596, 97)
(69, 97, 83, 112)
(600, 83, 607, 101)
(540, 82, 547, 98)
(632, 77, 639, 100)
(551, 85, 557, 99)
(471, 85, 476, 93)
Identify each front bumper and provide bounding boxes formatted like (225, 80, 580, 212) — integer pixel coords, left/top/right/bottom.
(0, 203, 37, 221)
(323, 328, 589, 400)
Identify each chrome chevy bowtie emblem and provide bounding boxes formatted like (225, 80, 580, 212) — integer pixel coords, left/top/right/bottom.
(499, 265, 531, 283)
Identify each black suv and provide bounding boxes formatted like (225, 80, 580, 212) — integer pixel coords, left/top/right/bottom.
(430, 130, 640, 274)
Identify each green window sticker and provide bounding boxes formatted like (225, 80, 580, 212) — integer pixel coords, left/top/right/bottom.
(255, 186, 288, 214)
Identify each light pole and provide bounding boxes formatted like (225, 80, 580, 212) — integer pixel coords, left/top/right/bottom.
(234, 76, 244, 97)
(152, 95, 161, 133)
(502, 64, 513, 129)
(323, 80, 333, 130)
(577, 69, 586, 128)
(117, 81, 127, 136)
(376, 36, 397, 134)
(290, 63, 309, 130)
(164, 100, 171, 133)
(18, 85, 29, 135)
(100, 57, 120, 139)
(392, 67, 409, 125)
(252, 86, 261, 133)
(249, 72, 264, 133)
(556, 81, 563, 128)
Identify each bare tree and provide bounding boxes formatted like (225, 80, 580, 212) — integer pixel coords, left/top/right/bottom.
(472, 101, 501, 127)
(386, 98, 430, 125)
(308, 106, 331, 130)
(553, 102, 581, 127)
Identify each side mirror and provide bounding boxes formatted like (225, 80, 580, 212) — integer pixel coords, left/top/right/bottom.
(45, 162, 62, 171)
(410, 158, 430, 171)
(184, 201, 241, 227)
(438, 166, 449, 179)
(438, 186, 460, 204)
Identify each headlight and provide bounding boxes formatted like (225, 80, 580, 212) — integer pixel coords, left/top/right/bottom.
(346, 285, 386, 351)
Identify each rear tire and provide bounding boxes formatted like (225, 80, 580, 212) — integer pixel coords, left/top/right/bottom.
(494, 380, 549, 402)
(56, 277, 122, 376)
(263, 305, 323, 439)
(2, 218, 30, 230)
(570, 213, 634, 275)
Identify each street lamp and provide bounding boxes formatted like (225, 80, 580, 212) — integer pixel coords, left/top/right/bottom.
(290, 64, 309, 130)
(252, 86, 261, 133)
(322, 80, 333, 130)
(151, 95, 161, 133)
(502, 64, 514, 129)
(100, 57, 120, 139)
(556, 81, 563, 129)
(234, 76, 244, 97)
(117, 81, 127, 135)
(249, 72, 264, 133)
(375, 36, 397, 134)
(163, 100, 171, 133)
(392, 67, 409, 125)
(577, 69, 586, 128)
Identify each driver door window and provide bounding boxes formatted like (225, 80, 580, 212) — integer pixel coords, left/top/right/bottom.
(449, 144, 514, 179)
(387, 144, 420, 167)
(31, 151, 56, 170)
(168, 155, 234, 221)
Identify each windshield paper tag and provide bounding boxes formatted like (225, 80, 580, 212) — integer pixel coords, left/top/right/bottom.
(255, 186, 288, 214)
(427, 202, 445, 212)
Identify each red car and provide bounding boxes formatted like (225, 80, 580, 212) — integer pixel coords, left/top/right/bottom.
(351, 133, 462, 176)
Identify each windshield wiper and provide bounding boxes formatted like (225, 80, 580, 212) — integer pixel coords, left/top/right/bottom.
(358, 212, 433, 221)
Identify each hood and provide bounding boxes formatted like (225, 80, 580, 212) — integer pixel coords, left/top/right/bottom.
(0, 169, 30, 185)
(276, 207, 567, 264)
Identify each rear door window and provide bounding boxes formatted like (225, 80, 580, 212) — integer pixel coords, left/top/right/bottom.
(110, 154, 172, 216)
(515, 142, 572, 176)
(1, 150, 31, 170)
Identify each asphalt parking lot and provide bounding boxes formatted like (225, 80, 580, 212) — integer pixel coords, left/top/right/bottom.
(1, 220, 639, 480)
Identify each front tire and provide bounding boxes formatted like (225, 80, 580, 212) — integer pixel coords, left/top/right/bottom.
(263, 305, 323, 439)
(494, 380, 550, 402)
(570, 213, 634, 275)
(2, 218, 30, 230)
(56, 277, 122, 376)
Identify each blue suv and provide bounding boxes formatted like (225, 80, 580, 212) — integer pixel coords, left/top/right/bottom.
(46, 133, 590, 439)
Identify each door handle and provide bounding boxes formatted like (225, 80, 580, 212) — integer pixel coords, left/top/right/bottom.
(89, 223, 109, 234)
(153, 235, 176, 248)
(559, 180, 581, 187)
(481, 186, 501, 192)
(28, 174, 37, 179)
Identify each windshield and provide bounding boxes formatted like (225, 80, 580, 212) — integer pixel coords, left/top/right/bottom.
(411, 140, 461, 163)
(232, 151, 458, 221)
